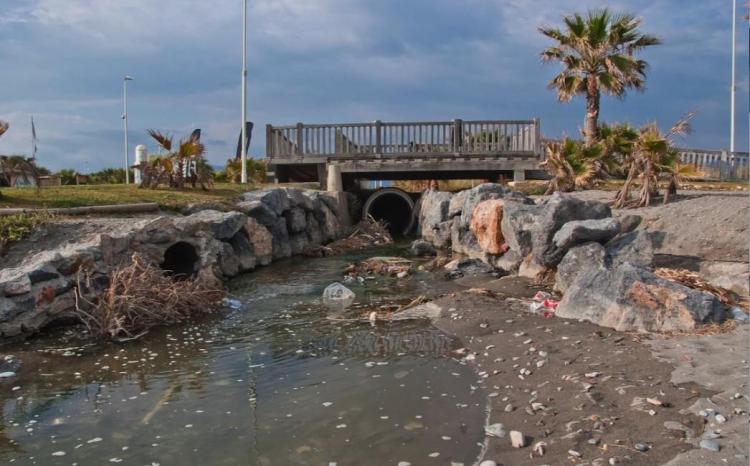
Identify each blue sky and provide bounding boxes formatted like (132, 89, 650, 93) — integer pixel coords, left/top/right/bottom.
(0, 0, 747, 172)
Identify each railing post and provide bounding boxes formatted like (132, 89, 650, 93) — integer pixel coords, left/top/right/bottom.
(265, 124, 273, 158)
(720, 150, 728, 181)
(453, 119, 462, 153)
(533, 117, 542, 157)
(296, 122, 304, 157)
(375, 120, 382, 154)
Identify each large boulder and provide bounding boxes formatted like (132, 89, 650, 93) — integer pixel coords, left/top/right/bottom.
(470, 200, 505, 255)
(236, 200, 278, 228)
(531, 193, 611, 267)
(605, 230, 656, 269)
(245, 218, 273, 266)
(500, 201, 542, 258)
(419, 190, 453, 248)
(410, 239, 437, 257)
(556, 262, 726, 333)
(555, 242, 606, 293)
(285, 207, 307, 234)
(546, 218, 621, 266)
(241, 188, 290, 216)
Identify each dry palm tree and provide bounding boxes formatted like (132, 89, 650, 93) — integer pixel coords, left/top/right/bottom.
(139, 130, 213, 190)
(613, 114, 695, 208)
(0, 121, 42, 191)
(541, 138, 619, 194)
(540, 9, 660, 146)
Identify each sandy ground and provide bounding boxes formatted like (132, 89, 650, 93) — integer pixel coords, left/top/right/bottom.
(558, 190, 749, 263)
(419, 274, 749, 466)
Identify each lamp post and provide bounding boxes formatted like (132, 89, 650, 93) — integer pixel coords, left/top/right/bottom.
(730, 0, 737, 153)
(122, 75, 134, 185)
(240, 0, 248, 184)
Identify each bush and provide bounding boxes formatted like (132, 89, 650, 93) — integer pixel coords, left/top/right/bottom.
(225, 158, 267, 184)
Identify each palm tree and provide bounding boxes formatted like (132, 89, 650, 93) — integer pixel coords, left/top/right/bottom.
(138, 130, 213, 190)
(0, 121, 42, 190)
(613, 114, 695, 208)
(540, 9, 660, 146)
(541, 138, 616, 194)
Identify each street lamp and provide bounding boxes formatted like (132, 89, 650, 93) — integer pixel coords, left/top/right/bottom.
(122, 75, 134, 185)
(240, 0, 248, 184)
(730, 0, 737, 153)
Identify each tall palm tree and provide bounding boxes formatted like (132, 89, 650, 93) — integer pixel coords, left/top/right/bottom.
(540, 9, 660, 146)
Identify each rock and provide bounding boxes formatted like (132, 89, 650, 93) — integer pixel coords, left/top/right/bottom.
(181, 210, 248, 240)
(532, 193, 612, 267)
(245, 218, 273, 266)
(532, 441, 546, 457)
(444, 259, 497, 279)
(410, 240, 437, 257)
(241, 188, 290, 216)
(3, 275, 31, 297)
(509, 430, 526, 448)
(699, 439, 721, 452)
(556, 262, 726, 333)
(605, 230, 655, 269)
(289, 233, 309, 256)
(285, 188, 314, 211)
(555, 242, 606, 293)
(322, 283, 355, 309)
(700, 261, 750, 296)
(236, 200, 278, 227)
(547, 218, 621, 265)
(730, 307, 750, 324)
(470, 200, 506, 255)
(663, 421, 695, 439)
(619, 215, 642, 233)
(479, 461, 497, 466)
(418, 190, 454, 248)
(268, 218, 292, 260)
(227, 231, 257, 273)
(285, 207, 308, 234)
(634, 443, 650, 452)
(484, 423, 506, 438)
(714, 414, 727, 424)
(501, 201, 542, 258)
(518, 255, 547, 280)
(492, 250, 522, 274)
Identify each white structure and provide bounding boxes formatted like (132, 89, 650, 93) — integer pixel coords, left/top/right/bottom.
(134, 144, 147, 185)
(240, 0, 248, 183)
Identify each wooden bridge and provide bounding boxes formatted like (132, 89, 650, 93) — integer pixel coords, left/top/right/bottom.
(266, 119, 542, 187)
(266, 118, 749, 188)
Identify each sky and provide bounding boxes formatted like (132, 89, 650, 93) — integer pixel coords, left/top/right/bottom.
(0, 0, 748, 172)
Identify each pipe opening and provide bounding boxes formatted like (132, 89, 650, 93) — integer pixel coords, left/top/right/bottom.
(161, 241, 200, 280)
(363, 188, 415, 236)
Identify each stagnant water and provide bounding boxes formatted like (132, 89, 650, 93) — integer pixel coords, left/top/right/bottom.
(0, 246, 487, 465)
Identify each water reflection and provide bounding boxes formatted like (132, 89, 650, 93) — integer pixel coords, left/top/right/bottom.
(0, 247, 484, 465)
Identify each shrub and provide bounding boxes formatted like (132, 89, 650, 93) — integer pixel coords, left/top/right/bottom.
(75, 255, 225, 340)
(0, 212, 51, 253)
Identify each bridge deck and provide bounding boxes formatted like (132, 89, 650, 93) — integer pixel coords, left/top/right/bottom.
(267, 119, 542, 182)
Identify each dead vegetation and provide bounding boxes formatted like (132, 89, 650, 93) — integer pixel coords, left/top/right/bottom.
(654, 268, 739, 307)
(304, 215, 393, 257)
(75, 255, 224, 341)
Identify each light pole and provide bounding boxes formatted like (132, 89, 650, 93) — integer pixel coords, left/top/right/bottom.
(730, 0, 737, 153)
(123, 75, 134, 185)
(240, 0, 248, 184)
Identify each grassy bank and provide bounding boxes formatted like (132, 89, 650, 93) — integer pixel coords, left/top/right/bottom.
(0, 183, 255, 211)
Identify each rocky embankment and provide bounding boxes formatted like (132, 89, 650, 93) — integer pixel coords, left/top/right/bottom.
(417, 184, 743, 333)
(0, 188, 347, 340)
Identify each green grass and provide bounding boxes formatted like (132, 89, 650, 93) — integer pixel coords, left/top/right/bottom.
(0, 183, 255, 211)
(0, 212, 51, 252)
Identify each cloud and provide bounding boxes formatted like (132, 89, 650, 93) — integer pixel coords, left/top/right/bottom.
(0, 0, 747, 173)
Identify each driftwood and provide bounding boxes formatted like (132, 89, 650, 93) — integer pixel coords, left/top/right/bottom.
(654, 268, 736, 306)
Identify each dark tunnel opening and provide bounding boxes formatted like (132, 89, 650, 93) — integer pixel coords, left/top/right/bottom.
(161, 241, 200, 280)
(363, 189, 415, 237)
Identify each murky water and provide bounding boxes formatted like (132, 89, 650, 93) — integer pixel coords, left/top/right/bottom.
(0, 246, 486, 465)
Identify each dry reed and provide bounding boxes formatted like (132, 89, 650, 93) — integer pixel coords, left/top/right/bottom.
(75, 254, 224, 340)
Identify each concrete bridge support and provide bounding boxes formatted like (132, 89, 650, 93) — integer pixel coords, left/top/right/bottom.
(326, 164, 351, 228)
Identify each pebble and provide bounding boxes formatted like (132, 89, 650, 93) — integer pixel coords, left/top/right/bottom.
(0, 371, 16, 378)
(634, 443, 650, 452)
(52, 451, 66, 456)
(715, 414, 727, 424)
(397, 462, 411, 466)
(510, 430, 526, 448)
(700, 439, 721, 452)
(568, 449, 582, 458)
(504, 404, 514, 412)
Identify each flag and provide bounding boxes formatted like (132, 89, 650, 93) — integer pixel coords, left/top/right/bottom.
(235, 122, 254, 159)
(31, 116, 38, 160)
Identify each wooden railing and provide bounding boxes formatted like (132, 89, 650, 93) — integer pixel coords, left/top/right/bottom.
(267, 119, 542, 158)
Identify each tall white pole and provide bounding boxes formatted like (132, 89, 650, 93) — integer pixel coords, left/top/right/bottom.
(240, 0, 248, 184)
(730, 0, 737, 153)
(123, 76, 133, 185)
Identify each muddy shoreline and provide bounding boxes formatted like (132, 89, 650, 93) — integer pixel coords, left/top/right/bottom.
(421, 274, 749, 466)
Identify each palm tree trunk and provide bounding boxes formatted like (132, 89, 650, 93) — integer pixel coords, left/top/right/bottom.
(584, 76, 600, 147)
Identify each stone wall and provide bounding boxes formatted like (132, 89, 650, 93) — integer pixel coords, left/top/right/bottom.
(0, 188, 347, 341)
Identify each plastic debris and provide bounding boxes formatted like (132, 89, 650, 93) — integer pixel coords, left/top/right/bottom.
(0, 372, 16, 378)
(222, 298, 242, 310)
(323, 282, 355, 300)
